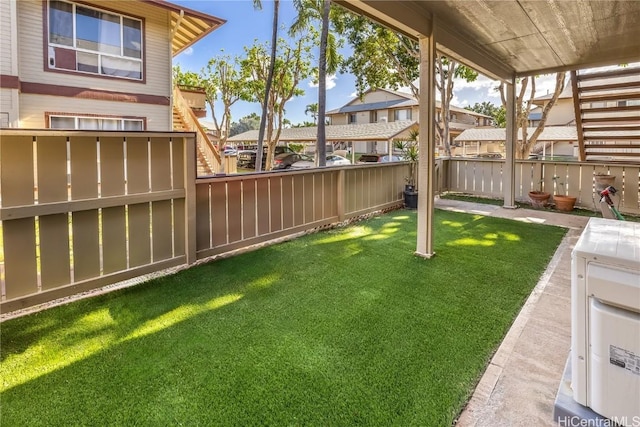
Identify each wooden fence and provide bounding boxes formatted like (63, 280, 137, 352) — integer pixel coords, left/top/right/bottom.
(0, 130, 408, 312)
(441, 158, 640, 215)
(4, 129, 636, 313)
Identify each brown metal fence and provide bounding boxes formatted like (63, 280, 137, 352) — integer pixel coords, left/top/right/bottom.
(0, 130, 409, 312)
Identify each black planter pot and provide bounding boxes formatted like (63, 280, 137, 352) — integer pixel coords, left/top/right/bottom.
(404, 190, 418, 209)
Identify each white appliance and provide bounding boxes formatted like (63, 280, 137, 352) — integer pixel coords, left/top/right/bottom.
(571, 218, 640, 426)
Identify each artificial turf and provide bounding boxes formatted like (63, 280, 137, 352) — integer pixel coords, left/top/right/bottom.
(0, 209, 566, 426)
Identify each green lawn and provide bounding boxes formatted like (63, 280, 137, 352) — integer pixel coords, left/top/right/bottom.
(0, 209, 566, 426)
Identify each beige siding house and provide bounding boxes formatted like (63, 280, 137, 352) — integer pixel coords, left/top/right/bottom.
(528, 83, 576, 128)
(0, 0, 224, 130)
(327, 88, 493, 153)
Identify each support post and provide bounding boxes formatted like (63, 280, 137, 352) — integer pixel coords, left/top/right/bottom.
(415, 35, 436, 259)
(184, 135, 197, 264)
(336, 168, 345, 221)
(503, 78, 517, 209)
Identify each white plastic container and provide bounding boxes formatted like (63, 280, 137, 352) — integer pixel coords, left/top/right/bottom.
(571, 218, 640, 426)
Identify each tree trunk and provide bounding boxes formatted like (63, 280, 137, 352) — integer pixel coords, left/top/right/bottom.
(525, 73, 566, 158)
(316, 0, 329, 167)
(256, 0, 279, 172)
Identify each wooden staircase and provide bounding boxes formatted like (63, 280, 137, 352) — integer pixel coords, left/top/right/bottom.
(571, 66, 640, 161)
(172, 86, 221, 176)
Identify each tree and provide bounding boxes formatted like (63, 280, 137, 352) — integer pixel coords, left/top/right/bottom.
(292, 120, 317, 128)
(498, 72, 566, 159)
(200, 55, 249, 154)
(173, 65, 201, 87)
(241, 35, 314, 170)
(291, 0, 343, 166)
(252, 0, 280, 172)
(338, 13, 477, 156)
(229, 113, 261, 137)
(435, 57, 478, 156)
(465, 102, 505, 127)
(304, 103, 319, 124)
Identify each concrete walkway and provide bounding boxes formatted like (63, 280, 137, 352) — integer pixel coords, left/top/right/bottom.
(434, 198, 591, 427)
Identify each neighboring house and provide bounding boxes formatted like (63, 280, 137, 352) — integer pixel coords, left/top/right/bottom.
(0, 0, 224, 131)
(454, 127, 578, 159)
(528, 83, 576, 128)
(326, 88, 493, 154)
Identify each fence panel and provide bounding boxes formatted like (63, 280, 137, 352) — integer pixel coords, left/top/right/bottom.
(0, 130, 191, 312)
(440, 158, 640, 215)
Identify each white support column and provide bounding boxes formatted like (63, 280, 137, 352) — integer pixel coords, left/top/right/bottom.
(503, 78, 517, 208)
(415, 35, 436, 259)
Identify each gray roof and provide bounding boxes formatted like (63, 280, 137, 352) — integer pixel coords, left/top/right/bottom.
(333, 99, 408, 114)
(327, 88, 492, 118)
(228, 120, 417, 143)
(454, 126, 578, 142)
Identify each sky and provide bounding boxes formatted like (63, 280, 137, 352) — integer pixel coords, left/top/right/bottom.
(171, 0, 559, 126)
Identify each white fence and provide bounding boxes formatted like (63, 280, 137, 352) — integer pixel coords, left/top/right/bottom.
(440, 158, 640, 215)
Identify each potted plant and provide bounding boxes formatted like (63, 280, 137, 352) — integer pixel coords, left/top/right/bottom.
(395, 130, 419, 209)
(528, 179, 550, 208)
(552, 175, 577, 212)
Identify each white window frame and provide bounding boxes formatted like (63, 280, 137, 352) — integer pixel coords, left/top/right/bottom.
(49, 115, 144, 130)
(394, 109, 412, 121)
(47, 0, 143, 81)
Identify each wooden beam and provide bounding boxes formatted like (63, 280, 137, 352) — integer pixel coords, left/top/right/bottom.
(579, 92, 640, 103)
(571, 71, 586, 161)
(585, 143, 640, 149)
(584, 105, 640, 114)
(584, 151, 640, 156)
(584, 135, 640, 140)
(583, 125, 640, 132)
(582, 116, 640, 123)
(576, 67, 640, 81)
(578, 81, 640, 92)
(415, 34, 436, 259)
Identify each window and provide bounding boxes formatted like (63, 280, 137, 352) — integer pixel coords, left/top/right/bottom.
(48, 1, 143, 80)
(369, 110, 378, 123)
(394, 109, 412, 121)
(348, 113, 357, 124)
(50, 115, 144, 130)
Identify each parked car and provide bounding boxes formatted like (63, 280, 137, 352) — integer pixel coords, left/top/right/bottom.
(475, 152, 503, 159)
(379, 155, 403, 162)
(357, 153, 402, 163)
(237, 146, 295, 169)
(357, 153, 386, 163)
(272, 152, 308, 170)
(290, 154, 351, 169)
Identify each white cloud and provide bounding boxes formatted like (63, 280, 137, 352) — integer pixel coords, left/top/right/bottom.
(182, 47, 194, 56)
(309, 74, 337, 90)
(454, 74, 499, 91)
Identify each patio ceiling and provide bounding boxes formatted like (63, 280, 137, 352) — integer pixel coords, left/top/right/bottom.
(334, 0, 640, 81)
(145, 0, 226, 56)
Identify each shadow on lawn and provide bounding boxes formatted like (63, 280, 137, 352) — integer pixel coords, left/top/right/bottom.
(0, 209, 566, 425)
(0, 210, 536, 370)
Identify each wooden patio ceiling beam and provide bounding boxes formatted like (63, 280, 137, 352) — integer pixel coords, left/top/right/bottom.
(571, 71, 586, 161)
(334, 0, 514, 82)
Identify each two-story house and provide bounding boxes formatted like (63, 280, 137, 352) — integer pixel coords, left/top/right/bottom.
(326, 88, 493, 154)
(1, 0, 224, 131)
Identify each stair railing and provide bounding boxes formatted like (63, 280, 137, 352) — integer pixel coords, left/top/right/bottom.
(173, 85, 221, 173)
